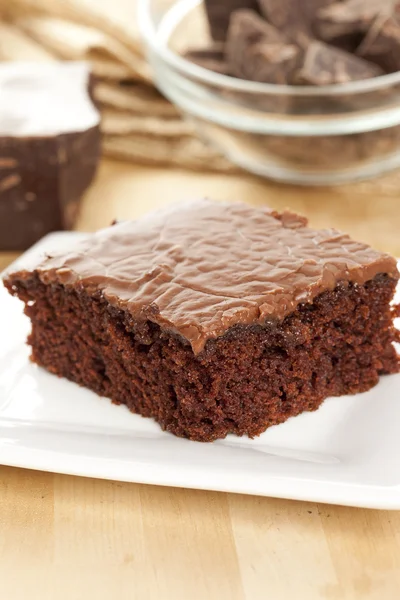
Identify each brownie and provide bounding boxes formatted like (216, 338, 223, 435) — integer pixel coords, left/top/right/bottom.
(0, 62, 101, 251)
(4, 200, 399, 442)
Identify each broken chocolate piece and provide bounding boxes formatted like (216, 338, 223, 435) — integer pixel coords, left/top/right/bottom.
(258, 0, 335, 45)
(0, 62, 100, 252)
(204, 0, 260, 41)
(314, 0, 388, 52)
(183, 48, 230, 75)
(315, 0, 390, 42)
(226, 9, 300, 83)
(295, 41, 384, 85)
(237, 41, 301, 84)
(185, 0, 395, 88)
(358, 15, 400, 73)
(227, 8, 286, 46)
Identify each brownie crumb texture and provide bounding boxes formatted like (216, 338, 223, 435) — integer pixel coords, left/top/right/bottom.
(5, 200, 399, 442)
(5, 272, 399, 442)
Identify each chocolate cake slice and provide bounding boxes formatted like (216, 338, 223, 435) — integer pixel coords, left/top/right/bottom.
(4, 200, 399, 442)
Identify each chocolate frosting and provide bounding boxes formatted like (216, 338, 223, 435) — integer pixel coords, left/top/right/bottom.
(15, 200, 399, 354)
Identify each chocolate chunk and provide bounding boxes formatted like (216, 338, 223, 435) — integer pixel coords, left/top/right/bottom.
(204, 0, 260, 41)
(315, 0, 390, 42)
(314, 0, 381, 52)
(358, 15, 400, 73)
(314, 0, 395, 52)
(183, 48, 230, 75)
(226, 9, 301, 83)
(236, 42, 301, 84)
(258, 0, 335, 45)
(185, 0, 390, 87)
(295, 41, 384, 85)
(0, 63, 100, 251)
(228, 8, 286, 45)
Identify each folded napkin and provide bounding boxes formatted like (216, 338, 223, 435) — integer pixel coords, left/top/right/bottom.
(14, 14, 150, 81)
(0, 0, 236, 172)
(95, 82, 180, 118)
(0, 20, 55, 61)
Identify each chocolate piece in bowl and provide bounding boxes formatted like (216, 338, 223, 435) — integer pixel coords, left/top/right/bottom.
(4, 200, 399, 442)
(358, 15, 400, 73)
(226, 9, 301, 83)
(258, 0, 335, 44)
(295, 40, 384, 84)
(183, 48, 230, 75)
(0, 62, 100, 252)
(314, 0, 387, 51)
(204, 0, 260, 41)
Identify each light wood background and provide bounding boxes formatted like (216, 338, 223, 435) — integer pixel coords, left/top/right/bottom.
(1, 160, 400, 600)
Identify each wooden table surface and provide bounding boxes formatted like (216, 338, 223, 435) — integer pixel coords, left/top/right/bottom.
(1, 160, 400, 600)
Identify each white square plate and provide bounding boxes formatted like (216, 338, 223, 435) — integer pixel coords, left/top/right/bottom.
(1, 233, 400, 509)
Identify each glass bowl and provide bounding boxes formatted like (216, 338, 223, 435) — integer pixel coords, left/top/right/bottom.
(139, 0, 400, 185)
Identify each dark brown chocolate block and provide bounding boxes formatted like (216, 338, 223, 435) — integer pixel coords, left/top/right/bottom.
(314, 0, 387, 48)
(191, 0, 400, 86)
(295, 40, 383, 84)
(204, 0, 260, 41)
(226, 9, 301, 83)
(183, 48, 230, 75)
(258, 0, 335, 44)
(4, 200, 399, 442)
(358, 15, 400, 73)
(0, 62, 101, 251)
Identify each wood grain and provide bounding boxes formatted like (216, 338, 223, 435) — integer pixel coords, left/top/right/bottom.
(1, 160, 400, 600)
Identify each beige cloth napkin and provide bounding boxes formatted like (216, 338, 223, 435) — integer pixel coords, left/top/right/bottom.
(0, 21, 55, 61)
(14, 14, 150, 81)
(95, 82, 180, 118)
(103, 135, 239, 171)
(0, 0, 235, 172)
(3, 0, 144, 55)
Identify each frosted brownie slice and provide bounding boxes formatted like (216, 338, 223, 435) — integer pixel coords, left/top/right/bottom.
(4, 200, 399, 441)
